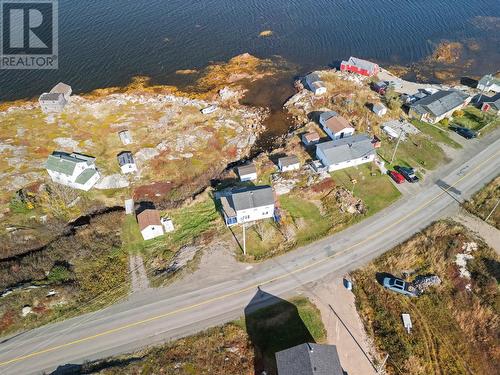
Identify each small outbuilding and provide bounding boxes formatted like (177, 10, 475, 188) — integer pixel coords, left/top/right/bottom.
(117, 151, 138, 174)
(236, 163, 257, 182)
(124, 199, 134, 214)
(39, 93, 67, 113)
(161, 217, 175, 232)
(137, 209, 164, 240)
(372, 103, 387, 116)
(305, 73, 327, 95)
(201, 105, 217, 114)
(50, 82, 72, 101)
(118, 130, 133, 145)
(301, 131, 320, 146)
(278, 155, 300, 172)
(402, 313, 413, 333)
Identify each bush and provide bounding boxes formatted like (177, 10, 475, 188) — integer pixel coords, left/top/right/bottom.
(440, 118, 450, 126)
(453, 109, 464, 118)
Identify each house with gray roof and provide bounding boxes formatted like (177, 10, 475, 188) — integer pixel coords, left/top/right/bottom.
(45, 151, 100, 191)
(305, 72, 327, 95)
(237, 163, 257, 182)
(220, 186, 275, 226)
(39, 82, 72, 113)
(278, 155, 300, 172)
(316, 134, 376, 172)
(409, 90, 471, 124)
(481, 96, 500, 115)
(276, 343, 344, 375)
(477, 74, 500, 93)
(117, 151, 137, 174)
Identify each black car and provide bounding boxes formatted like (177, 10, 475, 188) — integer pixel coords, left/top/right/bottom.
(450, 125, 477, 139)
(395, 166, 419, 183)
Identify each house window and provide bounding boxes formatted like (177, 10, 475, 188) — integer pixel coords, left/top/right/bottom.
(241, 215, 250, 221)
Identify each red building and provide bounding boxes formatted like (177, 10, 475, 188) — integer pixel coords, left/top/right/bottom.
(340, 56, 379, 77)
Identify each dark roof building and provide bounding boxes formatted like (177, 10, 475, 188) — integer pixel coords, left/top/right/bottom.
(409, 90, 470, 124)
(117, 151, 135, 167)
(275, 343, 344, 375)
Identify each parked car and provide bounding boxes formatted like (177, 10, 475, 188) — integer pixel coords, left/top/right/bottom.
(383, 277, 416, 297)
(389, 170, 405, 184)
(395, 166, 419, 183)
(450, 125, 477, 139)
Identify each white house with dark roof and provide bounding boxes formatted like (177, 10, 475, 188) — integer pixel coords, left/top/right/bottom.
(278, 155, 300, 172)
(39, 82, 72, 113)
(45, 151, 100, 191)
(236, 163, 257, 182)
(409, 90, 471, 124)
(305, 73, 327, 95)
(220, 186, 275, 226)
(117, 151, 137, 174)
(319, 111, 355, 140)
(316, 134, 376, 172)
(276, 343, 344, 375)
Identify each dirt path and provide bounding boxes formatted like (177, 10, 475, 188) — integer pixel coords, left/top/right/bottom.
(306, 275, 378, 375)
(454, 210, 500, 253)
(129, 255, 150, 293)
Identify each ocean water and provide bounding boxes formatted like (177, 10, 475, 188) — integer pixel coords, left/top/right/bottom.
(0, 0, 499, 101)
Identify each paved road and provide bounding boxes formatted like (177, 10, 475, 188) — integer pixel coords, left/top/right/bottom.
(1, 130, 499, 375)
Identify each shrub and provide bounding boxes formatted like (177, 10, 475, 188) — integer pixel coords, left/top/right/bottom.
(440, 118, 450, 126)
(453, 109, 464, 118)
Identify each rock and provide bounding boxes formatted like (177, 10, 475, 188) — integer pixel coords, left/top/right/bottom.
(219, 87, 239, 101)
(53, 137, 79, 150)
(135, 148, 159, 165)
(95, 174, 129, 189)
(412, 275, 441, 294)
(21, 306, 32, 317)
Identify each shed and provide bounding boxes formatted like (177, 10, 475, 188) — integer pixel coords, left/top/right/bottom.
(39, 93, 67, 113)
(278, 155, 300, 172)
(236, 163, 257, 182)
(201, 105, 217, 114)
(319, 112, 355, 140)
(305, 73, 327, 95)
(301, 131, 320, 146)
(137, 209, 164, 240)
(372, 103, 387, 116)
(381, 125, 399, 139)
(118, 130, 133, 145)
(161, 217, 175, 232)
(117, 151, 138, 174)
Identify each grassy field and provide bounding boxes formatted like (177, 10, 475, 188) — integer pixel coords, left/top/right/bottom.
(411, 120, 462, 149)
(452, 106, 500, 133)
(352, 221, 499, 375)
(330, 164, 401, 214)
(463, 176, 500, 229)
(72, 297, 325, 375)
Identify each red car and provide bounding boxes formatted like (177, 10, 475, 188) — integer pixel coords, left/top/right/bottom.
(389, 170, 405, 184)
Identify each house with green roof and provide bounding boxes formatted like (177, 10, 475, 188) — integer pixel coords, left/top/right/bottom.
(45, 151, 101, 191)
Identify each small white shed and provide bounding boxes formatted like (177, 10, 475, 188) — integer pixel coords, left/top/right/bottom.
(237, 164, 257, 182)
(372, 103, 387, 116)
(161, 217, 175, 232)
(124, 199, 134, 215)
(137, 209, 164, 241)
(402, 313, 412, 333)
(118, 130, 133, 145)
(278, 156, 300, 172)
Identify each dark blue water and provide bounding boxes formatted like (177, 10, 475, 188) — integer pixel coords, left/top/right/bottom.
(1, 0, 499, 101)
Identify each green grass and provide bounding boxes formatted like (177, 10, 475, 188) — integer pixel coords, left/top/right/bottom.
(279, 195, 331, 244)
(164, 199, 221, 247)
(331, 164, 401, 214)
(452, 106, 500, 133)
(411, 119, 462, 149)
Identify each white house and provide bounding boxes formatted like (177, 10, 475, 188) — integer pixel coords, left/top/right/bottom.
(39, 93, 67, 113)
(278, 155, 300, 172)
(316, 134, 376, 172)
(117, 151, 138, 174)
(220, 186, 275, 227)
(409, 90, 471, 124)
(319, 112, 355, 140)
(477, 75, 500, 93)
(137, 209, 164, 240)
(305, 73, 327, 95)
(39, 82, 72, 113)
(237, 163, 257, 182)
(118, 130, 133, 145)
(45, 151, 101, 191)
(372, 103, 387, 116)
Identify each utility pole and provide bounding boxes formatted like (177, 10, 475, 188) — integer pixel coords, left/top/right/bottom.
(485, 198, 500, 222)
(242, 222, 246, 256)
(390, 129, 405, 164)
